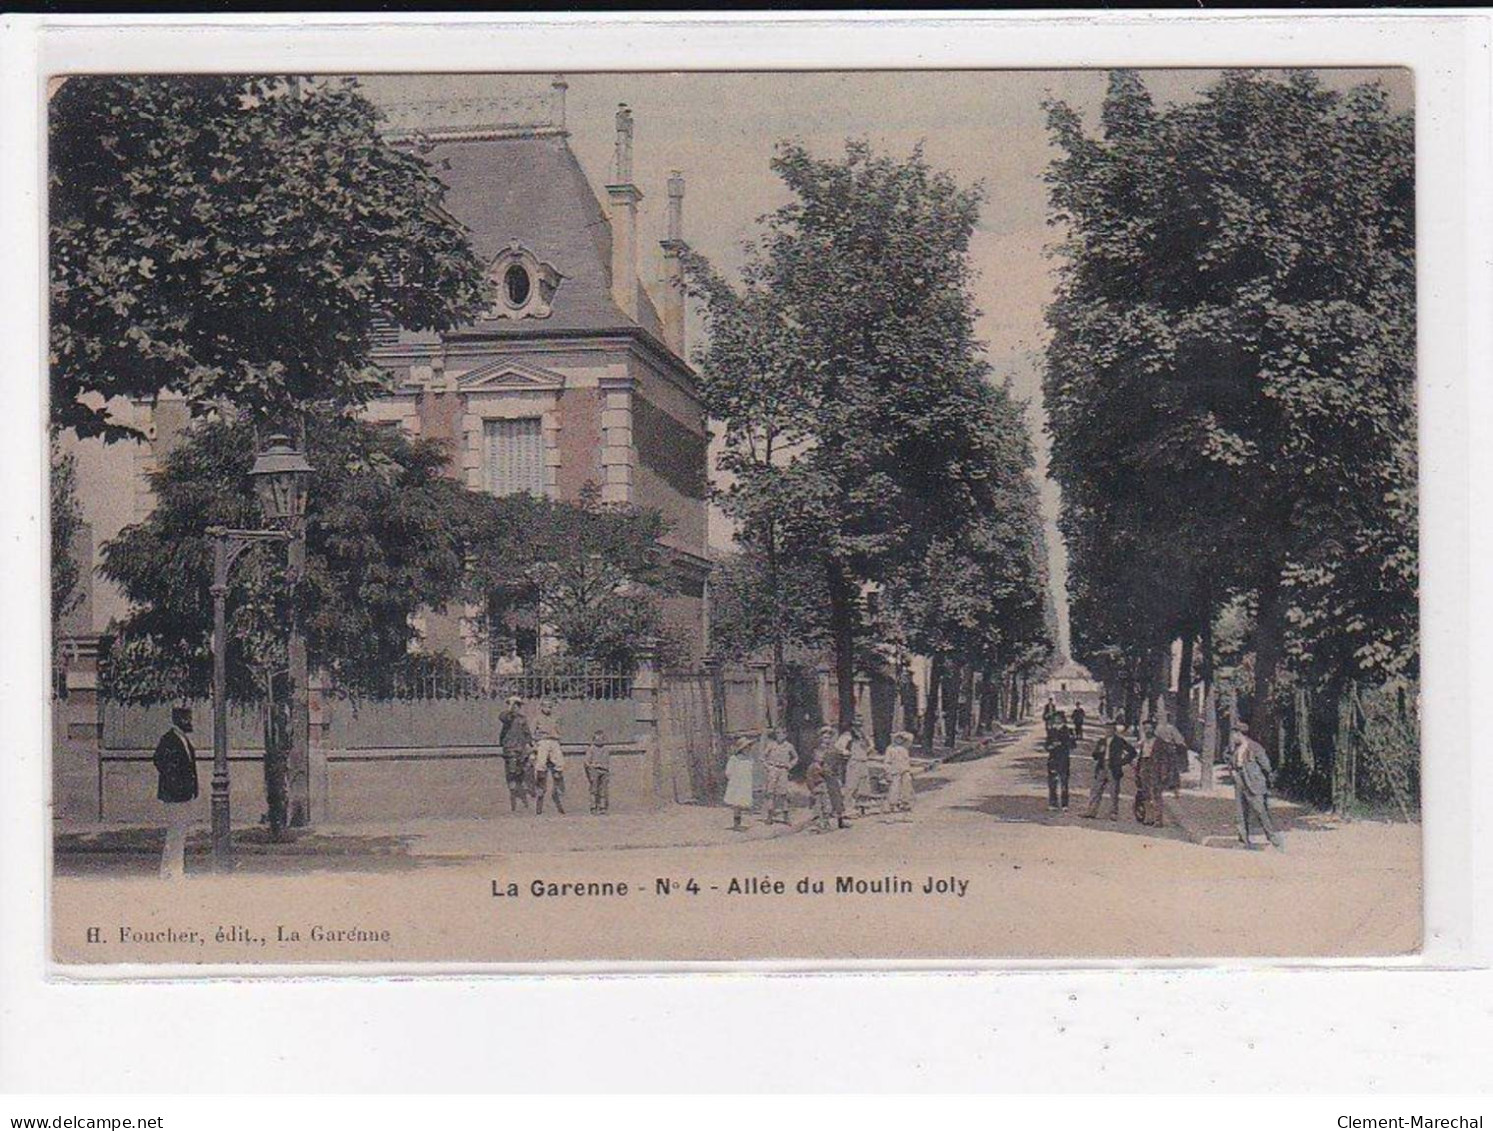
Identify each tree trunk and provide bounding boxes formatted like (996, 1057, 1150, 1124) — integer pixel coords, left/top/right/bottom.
(262, 670, 290, 841)
(1250, 568, 1286, 758)
(766, 521, 789, 727)
(826, 561, 857, 729)
(921, 653, 944, 756)
(978, 668, 997, 733)
(942, 663, 959, 748)
(1200, 615, 1216, 791)
(1176, 631, 1196, 746)
(1311, 673, 1346, 807)
(967, 665, 979, 743)
(287, 530, 311, 827)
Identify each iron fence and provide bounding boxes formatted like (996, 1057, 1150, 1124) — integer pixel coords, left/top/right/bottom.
(384, 665, 632, 702)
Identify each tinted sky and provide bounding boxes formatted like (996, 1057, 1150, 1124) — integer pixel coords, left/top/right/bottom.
(361, 69, 1412, 656)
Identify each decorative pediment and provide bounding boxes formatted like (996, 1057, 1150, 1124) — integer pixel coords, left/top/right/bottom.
(455, 358, 567, 393)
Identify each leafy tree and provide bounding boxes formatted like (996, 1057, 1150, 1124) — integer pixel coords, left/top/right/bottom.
(102, 411, 473, 701)
(880, 379, 1054, 748)
(1045, 70, 1415, 756)
(706, 546, 830, 664)
(687, 141, 1023, 725)
(99, 410, 473, 832)
(50, 434, 84, 633)
(50, 75, 488, 441)
(682, 246, 815, 705)
(464, 486, 670, 671)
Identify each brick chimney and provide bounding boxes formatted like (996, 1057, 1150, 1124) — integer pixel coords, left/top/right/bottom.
(605, 103, 642, 320)
(659, 170, 686, 357)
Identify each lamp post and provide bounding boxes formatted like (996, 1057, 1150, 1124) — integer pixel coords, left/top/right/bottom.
(208, 435, 314, 872)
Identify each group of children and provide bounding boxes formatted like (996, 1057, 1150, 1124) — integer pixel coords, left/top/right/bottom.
(723, 724, 916, 833)
(497, 696, 614, 816)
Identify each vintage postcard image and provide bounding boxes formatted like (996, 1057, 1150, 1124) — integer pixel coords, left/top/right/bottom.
(48, 69, 1420, 966)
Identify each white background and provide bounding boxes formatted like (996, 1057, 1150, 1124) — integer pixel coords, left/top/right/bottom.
(1, 11, 1490, 1095)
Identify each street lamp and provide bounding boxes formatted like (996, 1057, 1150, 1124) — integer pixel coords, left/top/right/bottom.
(250, 435, 314, 527)
(208, 435, 314, 872)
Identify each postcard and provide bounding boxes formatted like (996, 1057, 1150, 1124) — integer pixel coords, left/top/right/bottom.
(47, 67, 1420, 966)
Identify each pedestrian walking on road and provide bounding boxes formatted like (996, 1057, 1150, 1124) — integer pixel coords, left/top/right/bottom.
(820, 726, 849, 829)
(1134, 718, 1166, 826)
(153, 706, 200, 881)
(1083, 720, 1136, 821)
(498, 696, 534, 813)
(1155, 720, 1188, 796)
(1229, 721, 1284, 850)
(583, 730, 610, 814)
(843, 723, 876, 815)
(761, 726, 795, 825)
(806, 748, 834, 833)
(884, 731, 915, 813)
(1045, 712, 1076, 811)
(1071, 703, 1087, 740)
(724, 734, 757, 831)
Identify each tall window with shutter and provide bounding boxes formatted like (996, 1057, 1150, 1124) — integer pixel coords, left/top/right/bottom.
(484, 417, 545, 497)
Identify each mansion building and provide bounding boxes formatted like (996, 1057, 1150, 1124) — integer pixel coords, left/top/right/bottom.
(58, 79, 711, 675)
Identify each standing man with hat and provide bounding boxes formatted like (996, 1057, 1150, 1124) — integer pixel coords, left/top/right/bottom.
(1228, 720, 1284, 850)
(498, 696, 534, 813)
(1083, 718, 1136, 822)
(153, 706, 200, 880)
(1045, 710, 1076, 812)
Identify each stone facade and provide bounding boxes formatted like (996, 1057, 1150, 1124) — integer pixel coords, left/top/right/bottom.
(367, 92, 710, 666)
(57, 86, 711, 668)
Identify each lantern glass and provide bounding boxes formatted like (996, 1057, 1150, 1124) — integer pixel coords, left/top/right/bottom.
(249, 436, 314, 526)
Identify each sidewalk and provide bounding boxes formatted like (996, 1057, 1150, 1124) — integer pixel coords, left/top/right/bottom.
(54, 798, 814, 865)
(55, 752, 960, 866)
(1161, 765, 1311, 848)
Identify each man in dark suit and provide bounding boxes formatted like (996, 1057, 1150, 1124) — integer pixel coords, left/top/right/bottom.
(153, 706, 200, 880)
(1045, 711, 1076, 811)
(1071, 703, 1086, 740)
(498, 697, 534, 813)
(1082, 719, 1136, 821)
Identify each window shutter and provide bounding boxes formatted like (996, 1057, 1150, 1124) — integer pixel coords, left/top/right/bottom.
(485, 418, 545, 496)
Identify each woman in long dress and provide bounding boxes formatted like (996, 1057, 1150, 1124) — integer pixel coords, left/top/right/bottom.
(843, 723, 876, 815)
(723, 735, 757, 830)
(885, 731, 915, 813)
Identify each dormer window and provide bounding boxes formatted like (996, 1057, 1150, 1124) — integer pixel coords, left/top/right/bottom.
(504, 264, 532, 308)
(487, 243, 560, 320)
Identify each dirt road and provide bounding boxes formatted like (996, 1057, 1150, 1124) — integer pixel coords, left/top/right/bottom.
(52, 724, 1421, 965)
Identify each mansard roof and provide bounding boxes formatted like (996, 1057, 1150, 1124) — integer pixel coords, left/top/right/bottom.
(390, 130, 666, 346)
